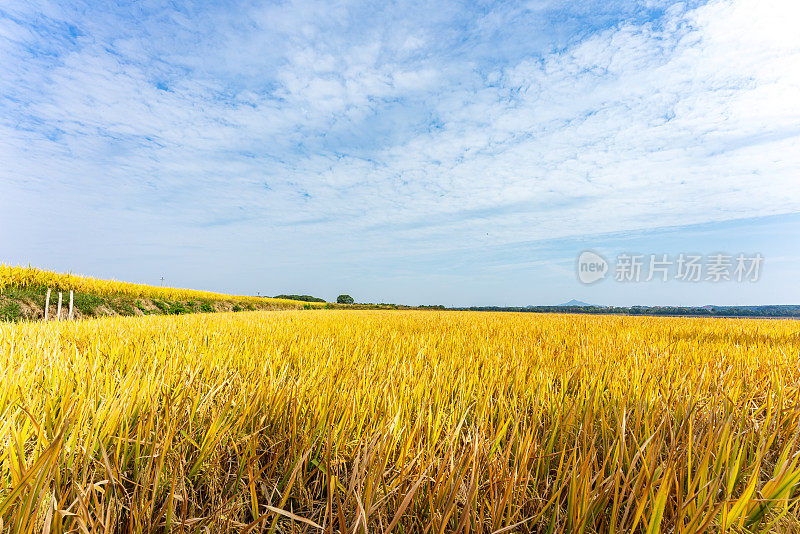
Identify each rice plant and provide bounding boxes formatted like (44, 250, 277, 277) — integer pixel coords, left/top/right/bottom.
(1, 310, 798, 532)
(0, 264, 316, 306)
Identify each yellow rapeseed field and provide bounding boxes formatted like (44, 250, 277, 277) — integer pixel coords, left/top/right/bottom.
(1, 310, 799, 532)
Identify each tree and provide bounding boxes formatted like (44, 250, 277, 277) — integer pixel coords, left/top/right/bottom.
(337, 294, 354, 304)
(274, 294, 326, 303)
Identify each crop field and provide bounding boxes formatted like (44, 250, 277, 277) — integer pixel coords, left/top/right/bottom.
(1, 310, 799, 532)
(0, 264, 319, 307)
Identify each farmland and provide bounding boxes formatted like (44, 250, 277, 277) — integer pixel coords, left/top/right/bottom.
(0, 264, 300, 304)
(0, 265, 323, 321)
(1, 310, 799, 532)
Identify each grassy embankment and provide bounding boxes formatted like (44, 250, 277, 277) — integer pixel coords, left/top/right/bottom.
(0, 264, 323, 321)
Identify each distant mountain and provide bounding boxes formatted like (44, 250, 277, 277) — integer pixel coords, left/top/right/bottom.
(561, 299, 593, 307)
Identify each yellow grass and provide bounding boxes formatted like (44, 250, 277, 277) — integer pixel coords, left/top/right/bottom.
(0, 264, 321, 306)
(1, 310, 799, 532)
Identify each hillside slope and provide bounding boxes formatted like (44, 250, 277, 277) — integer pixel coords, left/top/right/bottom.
(0, 264, 321, 321)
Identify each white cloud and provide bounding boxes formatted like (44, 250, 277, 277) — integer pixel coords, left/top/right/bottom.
(1, 0, 799, 271)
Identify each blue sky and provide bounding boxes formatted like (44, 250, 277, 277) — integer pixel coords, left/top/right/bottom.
(1, 0, 799, 306)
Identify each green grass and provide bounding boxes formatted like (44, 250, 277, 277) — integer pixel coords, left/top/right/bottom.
(1, 287, 46, 308)
(73, 293, 105, 316)
(0, 302, 21, 322)
(167, 302, 191, 315)
(109, 299, 136, 316)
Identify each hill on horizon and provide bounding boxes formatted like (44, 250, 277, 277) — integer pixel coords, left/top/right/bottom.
(560, 299, 593, 307)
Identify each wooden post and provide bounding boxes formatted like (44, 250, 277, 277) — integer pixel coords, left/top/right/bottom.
(57, 292, 63, 320)
(69, 290, 74, 320)
(44, 288, 51, 322)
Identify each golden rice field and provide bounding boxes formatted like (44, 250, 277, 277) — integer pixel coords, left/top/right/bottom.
(1, 310, 799, 533)
(0, 264, 317, 307)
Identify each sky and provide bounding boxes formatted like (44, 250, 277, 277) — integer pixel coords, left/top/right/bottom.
(1, 0, 799, 307)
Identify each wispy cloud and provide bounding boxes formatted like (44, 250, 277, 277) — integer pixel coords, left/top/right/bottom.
(1, 0, 799, 301)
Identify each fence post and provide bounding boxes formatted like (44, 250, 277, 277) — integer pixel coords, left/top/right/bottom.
(44, 288, 51, 322)
(57, 292, 63, 320)
(69, 290, 74, 320)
